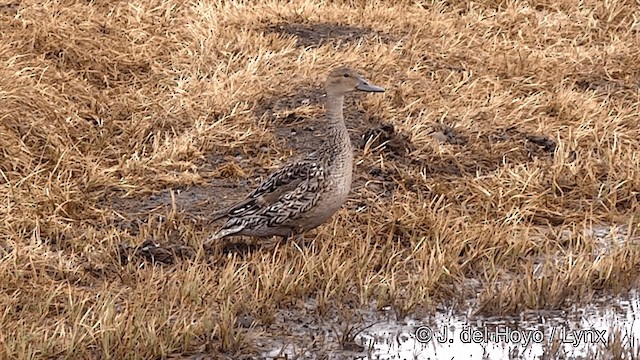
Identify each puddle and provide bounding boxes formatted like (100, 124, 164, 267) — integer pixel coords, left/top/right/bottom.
(259, 290, 639, 359)
(588, 225, 636, 256)
(257, 226, 640, 359)
(357, 292, 639, 359)
(540, 224, 636, 257)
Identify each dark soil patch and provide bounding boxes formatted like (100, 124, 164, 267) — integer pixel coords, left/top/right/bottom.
(274, 122, 326, 155)
(359, 122, 414, 158)
(254, 88, 386, 155)
(254, 88, 325, 117)
(418, 156, 464, 177)
(109, 183, 232, 222)
(487, 126, 557, 155)
(525, 134, 557, 153)
(416, 125, 557, 178)
(253, 88, 326, 153)
(0, 239, 13, 255)
(352, 165, 400, 199)
(104, 179, 250, 244)
(430, 124, 468, 145)
(0, 2, 18, 15)
(267, 22, 392, 48)
(117, 238, 196, 266)
(572, 74, 639, 97)
(37, 43, 152, 89)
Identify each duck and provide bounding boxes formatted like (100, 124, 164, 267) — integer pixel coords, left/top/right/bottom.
(206, 67, 384, 242)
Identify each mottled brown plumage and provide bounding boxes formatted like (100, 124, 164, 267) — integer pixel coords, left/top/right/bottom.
(206, 67, 384, 242)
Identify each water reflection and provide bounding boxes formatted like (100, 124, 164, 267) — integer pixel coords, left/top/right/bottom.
(262, 225, 639, 359)
(360, 290, 639, 359)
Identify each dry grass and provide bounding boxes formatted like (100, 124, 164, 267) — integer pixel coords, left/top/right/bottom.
(1, 0, 640, 358)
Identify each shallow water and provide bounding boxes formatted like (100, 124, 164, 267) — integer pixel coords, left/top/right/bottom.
(358, 290, 639, 359)
(261, 225, 640, 360)
(260, 290, 639, 360)
(356, 226, 640, 360)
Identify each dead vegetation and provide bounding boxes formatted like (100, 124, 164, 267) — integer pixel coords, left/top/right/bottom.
(1, 0, 640, 358)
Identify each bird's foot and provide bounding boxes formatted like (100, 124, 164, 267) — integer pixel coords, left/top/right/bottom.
(289, 233, 313, 248)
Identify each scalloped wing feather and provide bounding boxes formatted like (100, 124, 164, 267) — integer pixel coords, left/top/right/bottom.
(210, 158, 328, 239)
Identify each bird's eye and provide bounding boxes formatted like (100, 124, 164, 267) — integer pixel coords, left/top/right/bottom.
(343, 74, 349, 78)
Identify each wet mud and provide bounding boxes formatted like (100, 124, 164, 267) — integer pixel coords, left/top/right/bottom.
(170, 287, 640, 359)
(266, 22, 394, 48)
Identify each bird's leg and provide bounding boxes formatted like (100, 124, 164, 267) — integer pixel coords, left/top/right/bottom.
(280, 228, 306, 246)
(279, 233, 294, 245)
(291, 231, 312, 248)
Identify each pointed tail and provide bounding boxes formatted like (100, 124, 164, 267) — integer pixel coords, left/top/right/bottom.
(204, 224, 245, 245)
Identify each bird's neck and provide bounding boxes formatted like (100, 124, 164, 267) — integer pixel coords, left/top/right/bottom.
(325, 93, 344, 126)
(324, 93, 353, 156)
